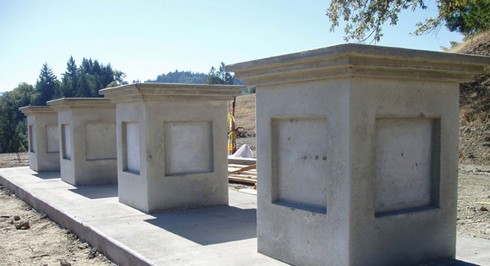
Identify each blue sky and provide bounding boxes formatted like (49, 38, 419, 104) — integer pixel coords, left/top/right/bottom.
(0, 0, 463, 93)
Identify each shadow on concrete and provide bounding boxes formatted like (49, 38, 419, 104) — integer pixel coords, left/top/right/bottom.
(33, 171, 61, 180)
(145, 205, 257, 245)
(68, 184, 118, 199)
(420, 259, 480, 266)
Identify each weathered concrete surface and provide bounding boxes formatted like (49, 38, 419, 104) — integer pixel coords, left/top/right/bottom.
(227, 43, 490, 266)
(47, 98, 117, 186)
(19, 106, 60, 172)
(0, 167, 283, 266)
(100, 83, 242, 212)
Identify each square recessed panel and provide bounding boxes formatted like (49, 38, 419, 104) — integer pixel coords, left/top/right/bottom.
(272, 117, 328, 213)
(28, 125, 35, 153)
(164, 121, 213, 176)
(46, 125, 59, 153)
(85, 122, 117, 160)
(375, 118, 440, 216)
(123, 122, 140, 174)
(61, 124, 72, 160)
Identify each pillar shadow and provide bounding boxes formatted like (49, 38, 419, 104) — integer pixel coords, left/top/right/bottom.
(68, 184, 118, 199)
(420, 259, 479, 265)
(33, 171, 60, 180)
(144, 205, 257, 245)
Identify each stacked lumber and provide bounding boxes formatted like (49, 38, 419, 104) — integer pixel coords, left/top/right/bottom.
(228, 157, 257, 185)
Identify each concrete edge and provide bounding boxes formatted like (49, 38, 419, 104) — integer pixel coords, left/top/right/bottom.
(0, 172, 154, 266)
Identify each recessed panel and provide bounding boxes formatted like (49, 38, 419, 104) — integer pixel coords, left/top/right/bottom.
(85, 122, 117, 160)
(123, 122, 140, 174)
(164, 121, 213, 176)
(272, 117, 328, 213)
(28, 125, 35, 153)
(61, 124, 72, 160)
(375, 118, 440, 216)
(46, 125, 59, 153)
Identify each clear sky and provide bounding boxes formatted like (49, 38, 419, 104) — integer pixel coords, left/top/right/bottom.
(0, 0, 463, 93)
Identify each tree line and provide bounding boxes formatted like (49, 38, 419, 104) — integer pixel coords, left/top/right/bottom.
(148, 62, 245, 86)
(0, 61, 247, 154)
(0, 57, 127, 153)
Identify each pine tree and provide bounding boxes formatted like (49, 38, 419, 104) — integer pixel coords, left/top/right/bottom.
(207, 62, 234, 85)
(76, 71, 93, 97)
(33, 63, 59, 105)
(60, 56, 78, 97)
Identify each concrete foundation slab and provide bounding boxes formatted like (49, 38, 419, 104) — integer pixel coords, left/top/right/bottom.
(1, 167, 489, 266)
(227, 44, 490, 266)
(0, 167, 283, 266)
(47, 98, 117, 185)
(19, 106, 60, 172)
(100, 83, 242, 212)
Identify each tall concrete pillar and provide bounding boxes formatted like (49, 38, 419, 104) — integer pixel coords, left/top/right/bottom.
(19, 106, 60, 172)
(227, 44, 490, 266)
(100, 83, 242, 213)
(47, 98, 117, 186)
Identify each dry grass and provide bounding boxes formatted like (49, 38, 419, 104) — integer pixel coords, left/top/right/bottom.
(451, 31, 490, 56)
(229, 94, 256, 135)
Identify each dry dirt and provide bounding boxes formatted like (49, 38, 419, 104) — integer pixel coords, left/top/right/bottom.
(0, 153, 114, 266)
(458, 165, 490, 240)
(453, 31, 490, 166)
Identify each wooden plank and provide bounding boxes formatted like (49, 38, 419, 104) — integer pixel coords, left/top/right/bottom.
(227, 159, 258, 185)
(228, 157, 257, 165)
(229, 164, 256, 174)
(228, 175, 257, 185)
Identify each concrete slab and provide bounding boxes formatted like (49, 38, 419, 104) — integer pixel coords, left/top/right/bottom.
(1, 167, 489, 266)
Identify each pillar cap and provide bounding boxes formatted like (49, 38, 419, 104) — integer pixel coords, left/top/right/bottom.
(226, 43, 490, 87)
(19, 106, 56, 115)
(99, 83, 244, 103)
(47, 98, 114, 110)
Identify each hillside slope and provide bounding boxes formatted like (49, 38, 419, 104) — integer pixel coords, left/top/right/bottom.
(453, 31, 490, 165)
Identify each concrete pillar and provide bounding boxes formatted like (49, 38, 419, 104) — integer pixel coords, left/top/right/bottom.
(100, 83, 242, 213)
(227, 44, 490, 266)
(47, 98, 117, 186)
(19, 106, 60, 172)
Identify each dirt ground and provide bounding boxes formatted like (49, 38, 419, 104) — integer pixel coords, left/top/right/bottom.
(0, 153, 114, 266)
(456, 164, 490, 240)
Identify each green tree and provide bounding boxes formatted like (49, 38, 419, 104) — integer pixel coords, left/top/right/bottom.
(76, 70, 93, 97)
(33, 63, 59, 105)
(208, 62, 234, 85)
(0, 57, 127, 152)
(77, 58, 127, 95)
(100, 64, 116, 88)
(445, 0, 490, 36)
(327, 0, 490, 43)
(0, 83, 34, 153)
(110, 69, 128, 87)
(152, 70, 208, 84)
(60, 56, 78, 97)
